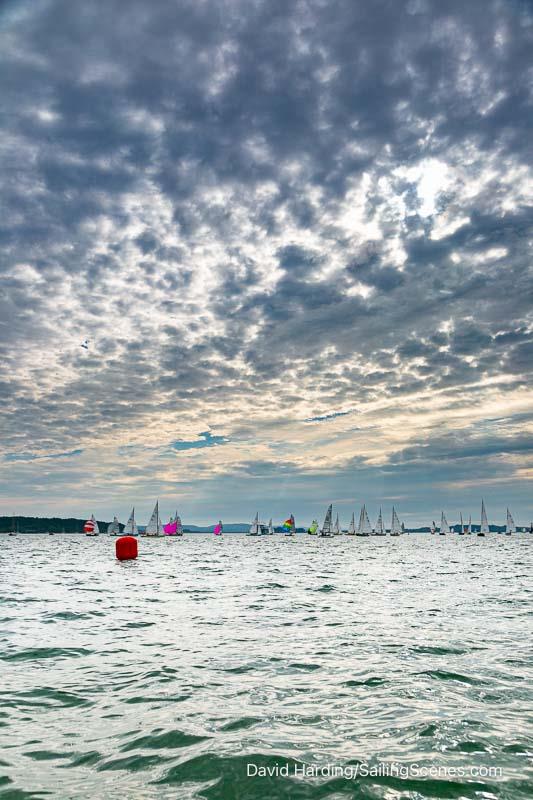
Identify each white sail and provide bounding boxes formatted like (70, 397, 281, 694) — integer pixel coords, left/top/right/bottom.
(440, 512, 450, 535)
(123, 507, 138, 536)
(107, 516, 120, 535)
(480, 500, 490, 534)
(374, 508, 385, 535)
(321, 504, 333, 535)
(347, 512, 356, 535)
(333, 513, 340, 534)
(91, 514, 100, 535)
(506, 508, 515, 535)
(145, 501, 162, 536)
(268, 518, 274, 535)
(390, 507, 402, 535)
(249, 512, 260, 535)
(357, 505, 372, 535)
(466, 515, 471, 534)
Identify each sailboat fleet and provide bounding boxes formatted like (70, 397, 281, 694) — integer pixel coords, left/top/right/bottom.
(75, 499, 522, 539)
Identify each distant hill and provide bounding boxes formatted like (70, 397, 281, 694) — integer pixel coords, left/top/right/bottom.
(0, 516, 122, 534)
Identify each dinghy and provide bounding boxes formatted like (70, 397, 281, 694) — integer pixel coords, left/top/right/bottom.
(307, 520, 318, 535)
(84, 515, 99, 537)
(430, 520, 436, 535)
(439, 512, 450, 535)
(164, 511, 183, 536)
(107, 516, 121, 536)
(505, 508, 515, 536)
(123, 508, 138, 536)
(283, 515, 296, 536)
(319, 504, 334, 537)
(213, 521, 223, 536)
(478, 500, 489, 537)
(390, 507, 402, 536)
(373, 507, 386, 535)
(248, 512, 260, 536)
(346, 512, 356, 535)
(356, 505, 372, 536)
(332, 513, 341, 535)
(143, 501, 163, 537)
(248, 513, 268, 536)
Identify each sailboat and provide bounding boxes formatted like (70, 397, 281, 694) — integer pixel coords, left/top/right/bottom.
(163, 511, 183, 537)
(307, 519, 318, 535)
(267, 518, 274, 535)
(458, 513, 465, 535)
(283, 514, 295, 536)
(143, 501, 162, 537)
(346, 512, 356, 535)
(390, 507, 402, 536)
(319, 504, 334, 537)
(332, 513, 341, 535)
(505, 508, 515, 536)
(248, 512, 260, 536)
(356, 505, 372, 536)
(439, 512, 449, 536)
(107, 516, 121, 536)
(478, 500, 489, 537)
(466, 515, 472, 535)
(84, 515, 99, 537)
(374, 507, 386, 535)
(213, 520, 223, 536)
(430, 520, 436, 535)
(123, 507, 138, 536)
(8, 513, 17, 536)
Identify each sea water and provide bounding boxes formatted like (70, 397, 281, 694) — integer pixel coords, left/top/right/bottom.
(0, 534, 532, 799)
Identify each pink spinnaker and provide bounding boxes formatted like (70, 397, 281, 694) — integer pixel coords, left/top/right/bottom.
(164, 520, 178, 535)
(213, 523, 222, 535)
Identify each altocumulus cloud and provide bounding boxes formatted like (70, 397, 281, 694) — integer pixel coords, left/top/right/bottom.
(0, 0, 531, 523)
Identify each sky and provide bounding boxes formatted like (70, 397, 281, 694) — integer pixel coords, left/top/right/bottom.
(0, 0, 532, 528)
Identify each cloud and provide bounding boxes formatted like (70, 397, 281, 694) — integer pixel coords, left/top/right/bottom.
(0, 0, 531, 523)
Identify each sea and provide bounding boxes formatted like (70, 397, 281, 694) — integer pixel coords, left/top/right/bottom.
(1, 533, 531, 799)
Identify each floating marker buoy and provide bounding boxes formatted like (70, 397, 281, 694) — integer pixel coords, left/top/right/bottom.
(116, 535, 138, 561)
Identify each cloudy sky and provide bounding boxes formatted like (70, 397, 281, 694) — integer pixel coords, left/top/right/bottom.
(1, 0, 532, 527)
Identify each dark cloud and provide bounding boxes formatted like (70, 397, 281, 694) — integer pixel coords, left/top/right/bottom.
(0, 0, 532, 521)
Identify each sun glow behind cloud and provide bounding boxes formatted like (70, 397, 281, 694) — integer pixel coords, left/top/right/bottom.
(0, 0, 532, 524)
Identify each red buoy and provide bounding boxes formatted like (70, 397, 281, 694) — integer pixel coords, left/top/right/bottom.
(116, 535, 138, 561)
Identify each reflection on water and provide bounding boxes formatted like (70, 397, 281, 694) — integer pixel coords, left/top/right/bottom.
(0, 534, 532, 799)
